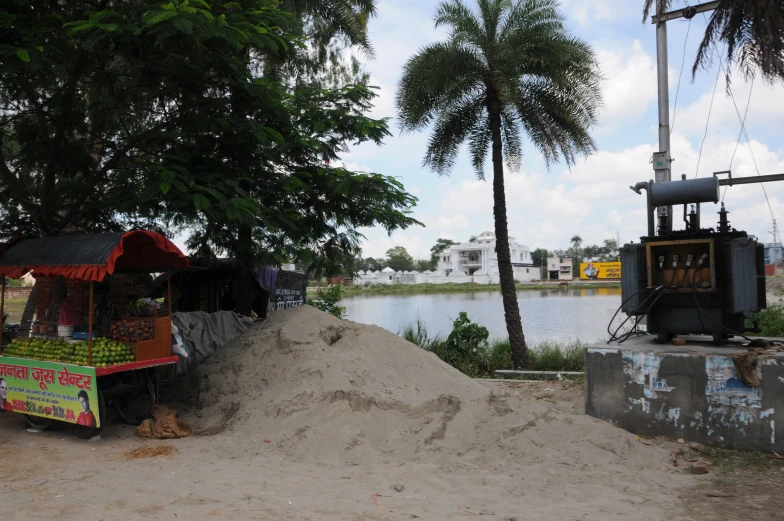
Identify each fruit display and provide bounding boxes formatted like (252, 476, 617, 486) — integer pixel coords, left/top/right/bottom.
(111, 319, 155, 342)
(2, 337, 135, 367)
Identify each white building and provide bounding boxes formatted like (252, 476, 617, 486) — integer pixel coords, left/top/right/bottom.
(546, 257, 573, 280)
(354, 231, 538, 286)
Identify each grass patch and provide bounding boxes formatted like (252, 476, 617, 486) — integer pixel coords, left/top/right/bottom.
(2, 296, 29, 323)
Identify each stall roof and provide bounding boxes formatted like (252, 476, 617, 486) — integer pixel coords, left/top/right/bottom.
(0, 231, 189, 282)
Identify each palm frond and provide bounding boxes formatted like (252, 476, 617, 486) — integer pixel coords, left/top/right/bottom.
(396, 42, 484, 132)
(501, 107, 522, 172)
(468, 122, 491, 179)
(436, 0, 486, 48)
(642, 0, 784, 84)
(397, 0, 602, 174)
(424, 96, 485, 175)
(693, 0, 784, 84)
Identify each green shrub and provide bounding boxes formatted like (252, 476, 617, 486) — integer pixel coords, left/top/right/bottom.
(399, 314, 584, 378)
(308, 284, 346, 319)
(747, 300, 784, 336)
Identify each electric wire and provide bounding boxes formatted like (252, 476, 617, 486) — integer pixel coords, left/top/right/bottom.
(690, 268, 753, 341)
(694, 63, 722, 179)
(670, 18, 692, 136)
(606, 285, 670, 343)
(699, 10, 783, 246)
(723, 77, 754, 202)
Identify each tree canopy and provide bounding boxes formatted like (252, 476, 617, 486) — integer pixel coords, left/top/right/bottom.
(385, 245, 415, 272)
(429, 237, 457, 267)
(0, 0, 419, 270)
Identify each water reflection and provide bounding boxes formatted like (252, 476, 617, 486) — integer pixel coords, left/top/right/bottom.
(341, 288, 622, 344)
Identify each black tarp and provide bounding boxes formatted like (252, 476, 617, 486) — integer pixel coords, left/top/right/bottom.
(0, 233, 126, 267)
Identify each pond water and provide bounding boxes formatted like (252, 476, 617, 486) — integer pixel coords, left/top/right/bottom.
(341, 288, 623, 344)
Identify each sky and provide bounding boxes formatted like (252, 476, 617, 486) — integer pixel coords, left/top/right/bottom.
(337, 0, 784, 261)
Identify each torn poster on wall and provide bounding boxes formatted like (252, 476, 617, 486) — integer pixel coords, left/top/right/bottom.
(705, 355, 761, 409)
(622, 351, 680, 399)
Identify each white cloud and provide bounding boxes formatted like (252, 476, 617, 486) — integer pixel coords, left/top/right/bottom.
(594, 40, 666, 134)
(559, 0, 637, 26)
(368, 131, 784, 258)
(673, 74, 784, 138)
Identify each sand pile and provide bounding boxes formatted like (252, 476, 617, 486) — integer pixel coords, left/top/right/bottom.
(180, 306, 686, 515)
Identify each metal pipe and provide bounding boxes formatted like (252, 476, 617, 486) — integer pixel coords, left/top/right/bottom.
(718, 173, 784, 186)
(630, 181, 656, 237)
(652, 0, 721, 23)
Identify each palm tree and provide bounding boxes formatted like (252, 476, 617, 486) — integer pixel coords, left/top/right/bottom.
(279, 0, 377, 85)
(397, 0, 601, 368)
(643, 0, 784, 84)
(570, 235, 583, 249)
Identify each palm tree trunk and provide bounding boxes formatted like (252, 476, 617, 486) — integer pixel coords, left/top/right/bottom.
(488, 99, 529, 369)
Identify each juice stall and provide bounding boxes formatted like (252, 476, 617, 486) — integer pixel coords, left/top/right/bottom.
(0, 231, 189, 438)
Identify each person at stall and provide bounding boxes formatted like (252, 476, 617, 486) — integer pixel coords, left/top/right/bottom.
(0, 378, 12, 412)
(76, 390, 96, 427)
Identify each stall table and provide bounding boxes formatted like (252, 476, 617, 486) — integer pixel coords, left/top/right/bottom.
(0, 231, 188, 438)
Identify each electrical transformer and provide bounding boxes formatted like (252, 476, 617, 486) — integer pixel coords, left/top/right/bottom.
(620, 173, 767, 343)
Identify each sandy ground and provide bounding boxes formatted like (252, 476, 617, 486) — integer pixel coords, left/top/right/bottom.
(1, 381, 783, 521)
(0, 382, 686, 521)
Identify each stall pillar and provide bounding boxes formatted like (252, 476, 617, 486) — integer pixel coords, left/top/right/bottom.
(0, 275, 5, 353)
(88, 281, 94, 366)
(167, 269, 172, 317)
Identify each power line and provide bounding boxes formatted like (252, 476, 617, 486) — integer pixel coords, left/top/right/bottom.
(697, 11, 783, 245)
(670, 18, 691, 136)
(722, 77, 754, 202)
(694, 63, 722, 178)
(723, 78, 783, 245)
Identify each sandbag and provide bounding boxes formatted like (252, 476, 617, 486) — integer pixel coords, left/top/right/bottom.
(137, 405, 192, 439)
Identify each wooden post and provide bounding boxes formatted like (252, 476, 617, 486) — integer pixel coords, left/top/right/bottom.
(88, 281, 94, 366)
(167, 269, 172, 317)
(0, 276, 5, 354)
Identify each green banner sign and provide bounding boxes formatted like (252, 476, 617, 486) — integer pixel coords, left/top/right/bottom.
(0, 357, 100, 427)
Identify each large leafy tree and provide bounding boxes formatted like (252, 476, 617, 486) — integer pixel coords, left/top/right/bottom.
(280, 0, 376, 86)
(643, 0, 784, 84)
(430, 237, 457, 268)
(385, 245, 414, 272)
(0, 1, 419, 284)
(397, 0, 601, 368)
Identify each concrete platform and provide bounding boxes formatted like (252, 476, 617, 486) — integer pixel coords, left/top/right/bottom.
(585, 336, 784, 452)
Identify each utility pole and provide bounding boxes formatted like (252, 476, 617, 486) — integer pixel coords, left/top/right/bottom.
(651, 1, 721, 235)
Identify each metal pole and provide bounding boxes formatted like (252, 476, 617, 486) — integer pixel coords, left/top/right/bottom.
(0, 276, 5, 354)
(88, 281, 93, 367)
(656, 0, 672, 233)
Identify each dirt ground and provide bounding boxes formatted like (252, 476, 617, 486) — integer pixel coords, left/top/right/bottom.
(766, 275, 784, 303)
(0, 380, 781, 521)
